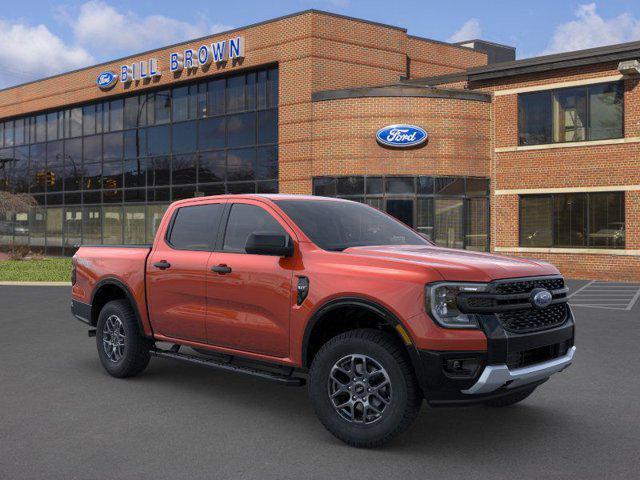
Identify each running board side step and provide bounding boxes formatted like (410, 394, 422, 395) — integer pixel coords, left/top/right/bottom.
(149, 348, 305, 386)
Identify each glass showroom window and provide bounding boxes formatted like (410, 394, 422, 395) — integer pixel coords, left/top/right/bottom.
(518, 82, 623, 145)
(0, 66, 278, 255)
(519, 192, 625, 248)
(313, 175, 490, 251)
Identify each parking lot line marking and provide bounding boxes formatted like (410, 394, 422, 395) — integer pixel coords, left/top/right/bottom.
(566, 280, 594, 299)
(625, 287, 640, 311)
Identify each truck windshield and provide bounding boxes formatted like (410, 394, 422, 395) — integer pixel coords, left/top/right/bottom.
(274, 199, 431, 251)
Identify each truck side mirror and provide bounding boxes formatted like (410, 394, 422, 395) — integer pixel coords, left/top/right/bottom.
(245, 232, 293, 257)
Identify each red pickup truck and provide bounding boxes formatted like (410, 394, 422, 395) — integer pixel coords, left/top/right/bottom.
(71, 194, 575, 447)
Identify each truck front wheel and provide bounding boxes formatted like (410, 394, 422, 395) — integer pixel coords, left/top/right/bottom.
(96, 300, 151, 378)
(308, 329, 422, 448)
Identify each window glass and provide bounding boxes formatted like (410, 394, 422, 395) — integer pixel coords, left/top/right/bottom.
(268, 68, 279, 108)
(337, 176, 365, 195)
(198, 117, 225, 150)
(366, 177, 383, 195)
(14, 118, 25, 145)
(13, 146, 29, 193)
(435, 177, 464, 195)
(82, 206, 101, 243)
(246, 72, 256, 110)
(227, 112, 255, 147)
(102, 160, 123, 190)
(553, 87, 587, 143)
(70, 108, 83, 137)
(172, 154, 197, 185)
(83, 161, 102, 191)
(103, 132, 123, 160)
(83, 106, 96, 136)
(103, 206, 122, 244)
(36, 115, 47, 143)
(466, 178, 490, 197)
(64, 207, 82, 247)
(226, 75, 245, 113)
(198, 151, 225, 183)
(386, 177, 414, 194)
(124, 205, 146, 244)
(148, 156, 171, 186)
(154, 91, 171, 124)
(416, 176, 434, 195)
(466, 198, 488, 251)
(46, 207, 63, 248)
(256, 146, 278, 181)
(207, 79, 225, 116)
(95, 103, 104, 134)
(46, 140, 64, 192)
(109, 99, 124, 131)
(124, 158, 146, 188)
(4, 121, 14, 146)
(172, 185, 196, 200)
(147, 125, 170, 155)
(434, 199, 464, 249)
(416, 197, 433, 239)
(227, 182, 255, 194)
(313, 177, 336, 197)
(29, 207, 46, 248)
(172, 121, 197, 153)
(196, 83, 207, 118)
(554, 193, 587, 247)
(28, 143, 46, 193)
(83, 134, 102, 163)
(589, 83, 623, 141)
(518, 91, 552, 145)
(124, 129, 145, 158)
(172, 86, 189, 122)
(123, 96, 139, 129)
(257, 109, 277, 144)
(276, 199, 427, 251)
(520, 195, 553, 247)
(257, 70, 268, 110)
(223, 203, 286, 253)
(227, 148, 255, 181)
(588, 192, 625, 248)
(146, 204, 168, 242)
(168, 203, 222, 250)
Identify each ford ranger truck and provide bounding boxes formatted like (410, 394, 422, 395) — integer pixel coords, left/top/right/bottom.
(71, 194, 576, 447)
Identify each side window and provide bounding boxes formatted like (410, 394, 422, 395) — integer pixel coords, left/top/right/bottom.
(168, 203, 222, 250)
(223, 203, 286, 253)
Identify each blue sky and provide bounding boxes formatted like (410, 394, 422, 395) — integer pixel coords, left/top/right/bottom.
(1, 0, 640, 88)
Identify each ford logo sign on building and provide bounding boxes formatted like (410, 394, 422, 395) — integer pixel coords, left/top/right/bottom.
(96, 71, 118, 90)
(376, 124, 428, 148)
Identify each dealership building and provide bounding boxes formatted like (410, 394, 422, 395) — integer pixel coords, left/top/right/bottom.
(0, 10, 639, 280)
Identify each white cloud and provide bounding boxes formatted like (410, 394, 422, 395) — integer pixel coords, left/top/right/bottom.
(542, 3, 640, 54)
(448, 19, 481, 43)
(0, 20, 93, 88)
(68, 1, 232, 57)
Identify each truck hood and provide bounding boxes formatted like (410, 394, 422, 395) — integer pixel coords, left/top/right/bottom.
(343, 245, 559, 282)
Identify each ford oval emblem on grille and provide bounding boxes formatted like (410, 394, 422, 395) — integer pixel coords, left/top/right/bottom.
(531, 288, 553, 309)
(96, 71, 118, 90)
(376, 124, 427, 148)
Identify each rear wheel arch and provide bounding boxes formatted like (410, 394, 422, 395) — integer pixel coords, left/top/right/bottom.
(302, 298, 425, 380)
(91, 278, 146, 337)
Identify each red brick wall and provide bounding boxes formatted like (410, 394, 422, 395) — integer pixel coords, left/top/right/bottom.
(406, 37, 487, 79)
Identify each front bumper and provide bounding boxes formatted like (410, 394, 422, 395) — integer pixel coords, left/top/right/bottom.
(417, 307, 575, 406)
(461, 345, 575, 395)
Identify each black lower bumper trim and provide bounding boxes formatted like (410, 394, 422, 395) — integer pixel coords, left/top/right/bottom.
(427, 379, 547, 407)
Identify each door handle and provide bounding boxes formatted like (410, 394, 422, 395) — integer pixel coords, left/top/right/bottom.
(153, 260, 171, 270)
(211, 264, 232, 274)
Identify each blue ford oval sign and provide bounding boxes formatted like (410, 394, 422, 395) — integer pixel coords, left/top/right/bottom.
(376, 124, 428, 148)
(96, 71, 118, 90)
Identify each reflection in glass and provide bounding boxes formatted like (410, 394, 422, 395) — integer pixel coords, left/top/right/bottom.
(103, 206, 122, 244)
(124, 205, 145, 244)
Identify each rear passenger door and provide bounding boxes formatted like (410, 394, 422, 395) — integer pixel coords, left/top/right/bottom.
(205, 200, 296, 358)
(147, 201, 225, 343)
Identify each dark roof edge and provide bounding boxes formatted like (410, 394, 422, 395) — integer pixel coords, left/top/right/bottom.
(468, 40, 640, 81)
(0, 9, 407, 95)
(400, 71, 469, 86)
(453, 39, 516, 51)
(312, 85, 491, 103)
(406, 34, 478, 53)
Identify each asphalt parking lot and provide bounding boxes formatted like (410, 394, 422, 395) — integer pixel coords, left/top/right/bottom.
(1, 281, 639, 480)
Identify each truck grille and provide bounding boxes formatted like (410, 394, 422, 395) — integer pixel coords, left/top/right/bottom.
(497, 302, 568, 333)
(458, 276, 570, 333)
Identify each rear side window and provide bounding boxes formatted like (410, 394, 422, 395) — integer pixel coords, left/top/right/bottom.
(168, 203, 223, 250)
(223, 203, 286, 253)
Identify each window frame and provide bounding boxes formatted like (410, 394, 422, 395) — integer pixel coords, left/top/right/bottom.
(517, 81, 624, 146)
(164, 201, 226, 252)
(518, 192, 626, 249)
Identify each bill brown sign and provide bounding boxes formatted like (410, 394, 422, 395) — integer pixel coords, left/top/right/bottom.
(97, 36, 245, 89)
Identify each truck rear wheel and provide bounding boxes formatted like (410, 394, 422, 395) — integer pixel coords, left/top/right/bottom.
(96, 300, 151, 378)
(308, 329, 422, 448)
(483, 386, 537, 407)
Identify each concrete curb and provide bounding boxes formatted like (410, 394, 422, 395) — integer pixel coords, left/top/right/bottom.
(0, 281, 72, 286)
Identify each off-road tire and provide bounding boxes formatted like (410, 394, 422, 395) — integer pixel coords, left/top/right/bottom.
(96, 299, 151, 378)
(308, 329, 422, 448)
(483, 386, 537, 407)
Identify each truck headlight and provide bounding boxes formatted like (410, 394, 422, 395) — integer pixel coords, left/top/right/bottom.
(425, 283, 488, 329)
